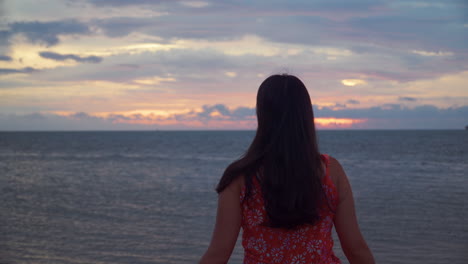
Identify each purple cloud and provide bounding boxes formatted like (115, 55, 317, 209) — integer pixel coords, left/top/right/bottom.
(346, 99, 360, 105)
(398, 96, 417, 102)
(39, 51, 103, 63)
(0, 67, 37, 75)
(1, 104, 466, 130)
(3, 20, 91, 46)
(0, 55, 12, 61)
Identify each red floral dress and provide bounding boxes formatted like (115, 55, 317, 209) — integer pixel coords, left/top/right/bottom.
(240, 154, 341, 264)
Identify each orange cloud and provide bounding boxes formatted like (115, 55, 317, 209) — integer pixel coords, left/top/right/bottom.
(52, 110, 368, 129)
(315, 117, 367, 129)
(111, 116, 256, 129)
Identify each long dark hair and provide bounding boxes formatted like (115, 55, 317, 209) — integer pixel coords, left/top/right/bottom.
(216, 74, 325, 229)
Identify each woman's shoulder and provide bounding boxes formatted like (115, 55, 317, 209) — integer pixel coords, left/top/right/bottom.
(227, 174, 245, 195)
(322, 154, 345, 191)
(325, 155, 353, 206)
(327, 156, 345, 176)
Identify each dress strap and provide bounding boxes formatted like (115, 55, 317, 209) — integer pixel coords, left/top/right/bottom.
(320, 154, 339, 208)
(321, 154, 330, 179)
(321, 153, 330, 166)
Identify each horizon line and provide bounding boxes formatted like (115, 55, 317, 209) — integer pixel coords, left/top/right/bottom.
(0, 128, 466, 132)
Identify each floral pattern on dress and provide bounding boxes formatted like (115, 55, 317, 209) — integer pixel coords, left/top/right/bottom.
(241, 154, 341, 264)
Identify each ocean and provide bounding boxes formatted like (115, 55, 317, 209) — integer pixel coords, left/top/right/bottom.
(0, 130, 467, 264)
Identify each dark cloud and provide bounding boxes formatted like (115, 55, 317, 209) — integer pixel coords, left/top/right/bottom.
(147, 103, 468, 125)
(1, 104, 467, 130)
(4, 20, 91, 46)
(346, 99, 360, 105)
(314, 104, 468, 119)
(232, 107, 256, 119)
(3, 0, 462, 56)
(39, 51, 103, 63)
(399, 96, 417, 102)
(94, 14, 247, 40)
(174, 104, 255, 123)
(108, 113, 144, 121)
(92, 0, 466, 53)
(198, 104, 230, 119)
(20, 113, 47, 120)
(0, 30, 11, 46)
(24, 40, 463, 88)
(0, 55, 12, 61)
(87, 0, 174, 7)
(117, 64, 140, 69)
(70, 112, 93, 119)
(81, 1, 467, 84)
(346, 11, 467, 52)
(0, 0, 465, 88)
(38, 48, 256, 86)
(95, 17, 154, 38)
(334, 103, 346, 108)
(0, 67, 37, 75)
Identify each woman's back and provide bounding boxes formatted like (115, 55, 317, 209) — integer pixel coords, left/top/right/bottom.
(241, 154, 341, 264)
(199, 74, 374, 264)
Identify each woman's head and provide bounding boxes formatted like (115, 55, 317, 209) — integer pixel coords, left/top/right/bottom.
(255, 74, 317, 152)
(218, 74, 325, 229)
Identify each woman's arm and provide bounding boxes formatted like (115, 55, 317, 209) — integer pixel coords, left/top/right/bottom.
(330, 157, 375, 264)
(199, 177, 242, 264)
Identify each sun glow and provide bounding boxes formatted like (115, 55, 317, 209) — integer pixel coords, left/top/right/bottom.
(133, 76, 177, 85)
(315, 117, 367, 128)
(341, 79, 367, 86)
(50, 111, 367, 129)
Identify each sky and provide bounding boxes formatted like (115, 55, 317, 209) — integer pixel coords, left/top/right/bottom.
(0, 0, 467, 130)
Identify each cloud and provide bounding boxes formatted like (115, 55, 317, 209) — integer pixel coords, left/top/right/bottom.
(180, 1, 210, 8)
(39, 51, 103, 63)
(412, 50, 454, 57)
(94, 17, 157, 38)
(88, 0, 210, 8)
(197, 104, 254, 121)
(399, 96, 417, 102)
(341, 79, 367, 86)
(4, 1, 465, 57)
(33, 48, 260, 86)
(1, 0, 467, 129)
(347, 11, 467, 52)
(3, 1, 452, 85)
(334, 103, 346, 108)
(314, 104, 468, 120)
(3, 20, 91, 46)
(133, 76, 176, 85)
(346, 99, 360, 105)
(1, 103, 467, 130)
(84, 10, 466, 83)
(0, 67, 37, 75)
(87, 0, 174, 6)
(172, 104, 256, 125)
(0, 30, 11, 46)
(0, 55, 12, 61)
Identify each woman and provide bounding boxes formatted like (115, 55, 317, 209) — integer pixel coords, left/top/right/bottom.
(199, 74, 375, 264)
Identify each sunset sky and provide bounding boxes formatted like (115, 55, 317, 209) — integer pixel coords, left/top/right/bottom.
(0, 0, 467, 130)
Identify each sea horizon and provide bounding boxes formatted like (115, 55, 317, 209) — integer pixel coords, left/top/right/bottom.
(0, 128, 466, 132)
